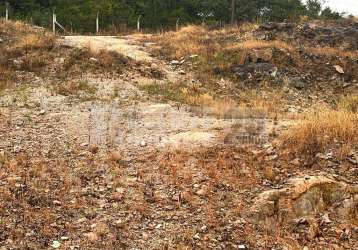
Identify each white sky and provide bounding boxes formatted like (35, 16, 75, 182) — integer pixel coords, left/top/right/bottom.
(325, 0, 358, 16)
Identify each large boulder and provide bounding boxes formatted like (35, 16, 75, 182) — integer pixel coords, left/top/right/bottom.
(249, 175, 358, 227)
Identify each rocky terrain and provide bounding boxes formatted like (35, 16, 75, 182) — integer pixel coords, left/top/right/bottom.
(0, 19, 357, 249)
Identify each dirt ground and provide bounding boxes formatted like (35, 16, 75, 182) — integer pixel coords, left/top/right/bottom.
(0, 24, 357, 250)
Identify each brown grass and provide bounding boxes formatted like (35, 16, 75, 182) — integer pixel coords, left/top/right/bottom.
(0, 65, 15, 91)
(338, 95, 358, 112)
(150, 25, 296, 61)
(52, 80, 97, 97)
(0, 19, 57, 83)
(14, 33, 55, 51)
(233, 39, 295, 52)
(150, 24, 358, 73)
(281, 109, 358, 157)
(141, 82, 282, 118)
(308, 47, 358, 59)
(151, 25, 219, 59)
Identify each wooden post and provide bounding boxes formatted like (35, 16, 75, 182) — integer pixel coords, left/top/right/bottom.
(231, 0, 236, 25)
(96, 12, 99, 34)
(137, 15, 141, 31)
(176, 18, 180, 32)
(5, 2, 9, 21)
(53, 11, 56, 34)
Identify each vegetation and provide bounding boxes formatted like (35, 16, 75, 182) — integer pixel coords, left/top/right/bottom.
(338, 95, 358, 113)
(0, 0, 343, 32)
(0, 12, 357, 249)
(281, 109, 358, 158)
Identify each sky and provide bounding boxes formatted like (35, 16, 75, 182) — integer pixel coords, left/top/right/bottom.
(325, 0, 358, 16)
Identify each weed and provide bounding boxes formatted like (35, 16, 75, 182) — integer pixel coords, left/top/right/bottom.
(53, 80, 97, 97)
(308, 47, 358, 59)
(338, 95, 358, 113)
(14, 33, 55, 51)
(280, 109, 358, 157)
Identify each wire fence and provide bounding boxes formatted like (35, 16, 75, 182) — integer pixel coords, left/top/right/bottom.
(1, 2, 189, 35)
(1, 2, 232, 36)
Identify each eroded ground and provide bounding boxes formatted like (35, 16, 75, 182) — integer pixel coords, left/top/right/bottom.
(0, 20, 357, 249)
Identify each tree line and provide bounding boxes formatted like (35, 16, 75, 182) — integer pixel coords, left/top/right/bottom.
(0, 0, 343, 33)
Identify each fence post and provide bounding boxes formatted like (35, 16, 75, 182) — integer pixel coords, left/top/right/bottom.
(96, 12, 99, 34)
(137, 15, 141, 31)
(5, 2, 9, 21)
(52, 10, 56, 34)
(176, 18, 180, 32)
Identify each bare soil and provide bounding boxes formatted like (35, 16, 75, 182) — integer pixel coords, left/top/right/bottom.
(0, 23, 357, 250)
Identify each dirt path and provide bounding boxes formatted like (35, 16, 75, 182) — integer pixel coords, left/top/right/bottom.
(59, 35, 286, 152)
(63, 36, 154, 62)
(0, 35, 289, 157)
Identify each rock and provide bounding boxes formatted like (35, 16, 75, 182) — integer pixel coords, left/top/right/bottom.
(144, 42, 156, 47)
(238, 245, 247, 249)
(84, 232, 99, 242)
(334, 65, 344, 74)
(89, 57, 98, 63)
(13, 145, 21, 153)
(307, 218, 319, 240)
(170, 60, 180, 65)
(196, 188, 207, 196)
(200, 225, 208, 232)
(189, 54, 198, 59)
(343, 82, 352, 88)
(290, 158, 301, 166)
(249, 49, 273, 63)
(266, 154, 278, 161)
(89, 145, 99, 154)
(94, 222, 109, 236)
(108, 151, 122, 162)
(172, 194, 180, 201)
(270, 67, 278, 77)
(322, 213, 332, 224)
(315, 152, 332, 160)
(53, 200, 61, 205)
(259, 22, 295, 31)
(0, 38, 4, 43)
(178, 69, 186, 75)
(40, 110, 46, 115)
(12, 59, 23, 69)
(289, 77, 306, 90)
(347, 156, 357, 165)
(193, 233, 200, 239)
(140, 140, 147, 147)
(232, 63, 277, 78)
(250, 176, 358, 225)
(51, 241, 61, 249)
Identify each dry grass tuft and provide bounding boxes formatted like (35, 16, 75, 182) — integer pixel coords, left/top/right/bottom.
(308, 47, 358, 59)
(141, 82, 282, 118)
(152, 25, 219, 59)
(281, 109, 358, 157)
(234, 39, 295, 52)
(0, 65, 15, 91)
(338, 95, 358, 113)
(14, 33, 55, 51)
(52, 80, 97, 97)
